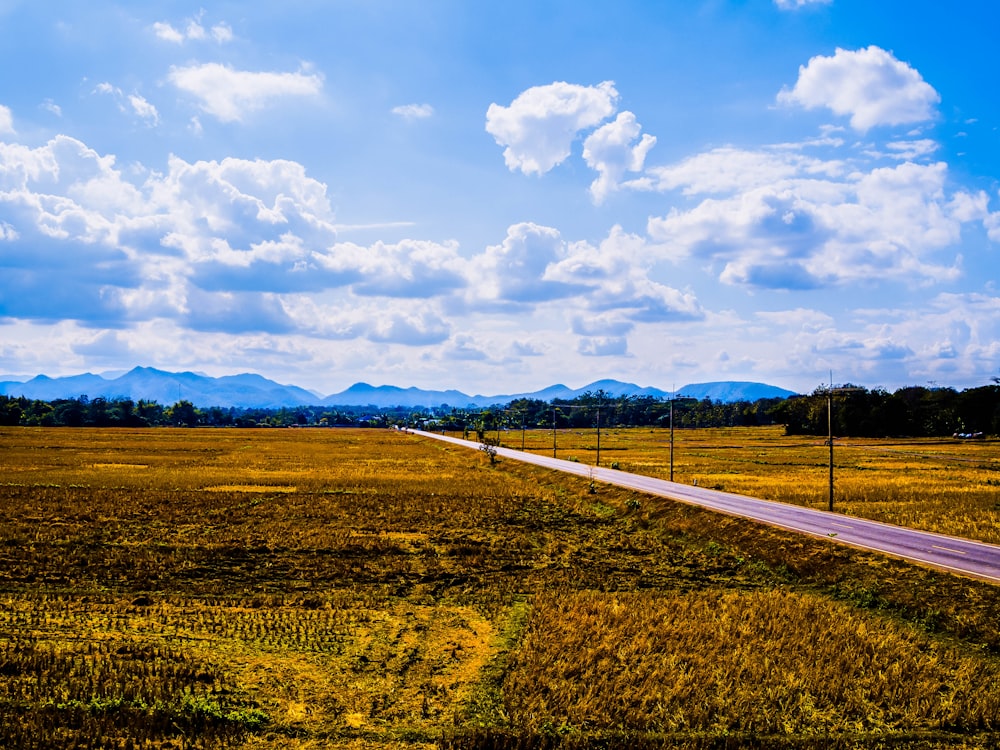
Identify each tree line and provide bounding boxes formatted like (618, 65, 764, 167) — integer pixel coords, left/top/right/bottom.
(0, 396, 391, 428)
(1, 382, 998, 437)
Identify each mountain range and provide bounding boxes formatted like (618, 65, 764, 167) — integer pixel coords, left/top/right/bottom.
(0, 367, 798, 409)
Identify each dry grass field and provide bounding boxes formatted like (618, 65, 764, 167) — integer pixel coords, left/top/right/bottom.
(1, 426, 999, 749)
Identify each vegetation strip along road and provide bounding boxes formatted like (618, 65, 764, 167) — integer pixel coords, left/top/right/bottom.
(412, 429, 1000, 584)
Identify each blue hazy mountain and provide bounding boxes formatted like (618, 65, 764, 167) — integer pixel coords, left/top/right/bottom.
(675, 381, 798, 403)
(0, 368, 798, 408)
(0, 367, 321, 409)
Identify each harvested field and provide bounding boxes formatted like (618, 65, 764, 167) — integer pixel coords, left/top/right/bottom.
(0, 427, 998, 749)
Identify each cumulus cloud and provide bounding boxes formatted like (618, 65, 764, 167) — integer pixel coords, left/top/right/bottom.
(471, 222, 583, 305)
(346, 239, 466, 298)
(582, 111, 657, 204)
(392, 103, 434, 120)
(985, 205, 1000, 242)
(367, 310, 450, 346)
(571, 313, 633, 338)
(778, 46, 940, 131)
(645, 142, 981, 290)
(485, 81, 619, 175)
(0, 136, 343, 326)
(441, 334, 490, 362)
(168, 63, 324, 123)
(0, 133, 470, 349)
(184, 291, 296, 334)
(578, 336, 628, 357)
(71, 330, 134, 359)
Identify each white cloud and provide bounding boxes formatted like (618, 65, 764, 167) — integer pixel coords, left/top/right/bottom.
(211, 23, 234, 43)
(94, 84, 159, 127)
(647, 146, 844, 195)
(153, 14, 233, 44)
(168, 63, 324, 123)
(152, 21, 184, 43)
(777, 46, 940, 131)
(578, 336, 628, 357)
(0, 136, 342, 325)
(985, 201, 1000, 242)
(392, 103, 434, 120)
(647, 148, 972, 290)
(0, 221, 18, 240)
(582, 111, 657, 204)
(470, 222, 579, 305)
(485, 81, 618, 175)
(571, 313, 633, 338)
(774, 0, 831, 8)
(0, 105, 13, 135)
(41, 99, 62, 117)
(128, 94, 159, 126)
(367, 310, 451, 346)
(881, 138, 939, 160)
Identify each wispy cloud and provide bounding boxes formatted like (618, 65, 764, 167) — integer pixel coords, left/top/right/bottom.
(391, 103, 434, 120)
(0, 105, 13, 135)
(168, 63, 324, 123)
(153, 12, 233, 44)
(774, 0, 832, 9)
(94, 83, 159, 126)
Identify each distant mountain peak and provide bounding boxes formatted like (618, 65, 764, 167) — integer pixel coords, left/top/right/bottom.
(0, 370, 800, 409)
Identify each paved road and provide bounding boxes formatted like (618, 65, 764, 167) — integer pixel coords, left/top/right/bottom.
(411, 429, 1000, 584)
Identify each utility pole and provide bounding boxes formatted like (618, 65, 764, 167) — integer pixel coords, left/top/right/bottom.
(552, 405, 557, 458)
(669, 389, 684, 482)
(595, 403, 601, 467)
(670, 395, 675, 482)
(821, 378, 863, 512)
(827, 387, 834, 511)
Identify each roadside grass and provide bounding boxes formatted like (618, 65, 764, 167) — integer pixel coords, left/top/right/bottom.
(0, 427, 998, 748)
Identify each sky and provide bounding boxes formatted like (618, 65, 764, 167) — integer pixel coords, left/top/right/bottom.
(1, 0, 999, 397)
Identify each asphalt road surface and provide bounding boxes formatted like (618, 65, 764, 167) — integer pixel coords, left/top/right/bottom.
(411, 429, 1000, 584)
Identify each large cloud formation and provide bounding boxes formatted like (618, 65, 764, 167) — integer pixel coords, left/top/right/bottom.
(486, 81, 655, 203)
(777, 46, 940, 131)
(0, 131, 701, 365)
(485, 81, 619, 175)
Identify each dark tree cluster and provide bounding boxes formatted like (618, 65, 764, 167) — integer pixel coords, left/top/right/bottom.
(0, 396, 387, 429)
(427, 391, 788, 434)
(2, 382, 998, 437)
(773, 384, 1000, 437)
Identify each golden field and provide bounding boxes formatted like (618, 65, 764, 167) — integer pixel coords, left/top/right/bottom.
(478, 425, 1000, 543)
(1, 426, 999, 749)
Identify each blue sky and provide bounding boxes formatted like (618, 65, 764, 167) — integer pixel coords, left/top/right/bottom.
(1, 0, 999, 396)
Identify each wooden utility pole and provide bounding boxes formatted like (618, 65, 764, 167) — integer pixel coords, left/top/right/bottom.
(821, 381, 863, 512)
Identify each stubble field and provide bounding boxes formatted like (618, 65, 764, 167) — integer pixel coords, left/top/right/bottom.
(1, 426, 999, 749)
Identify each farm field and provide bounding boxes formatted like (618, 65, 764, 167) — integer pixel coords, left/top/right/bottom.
(1, 426, 999, 749)
(471, 425, 1000, 544)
